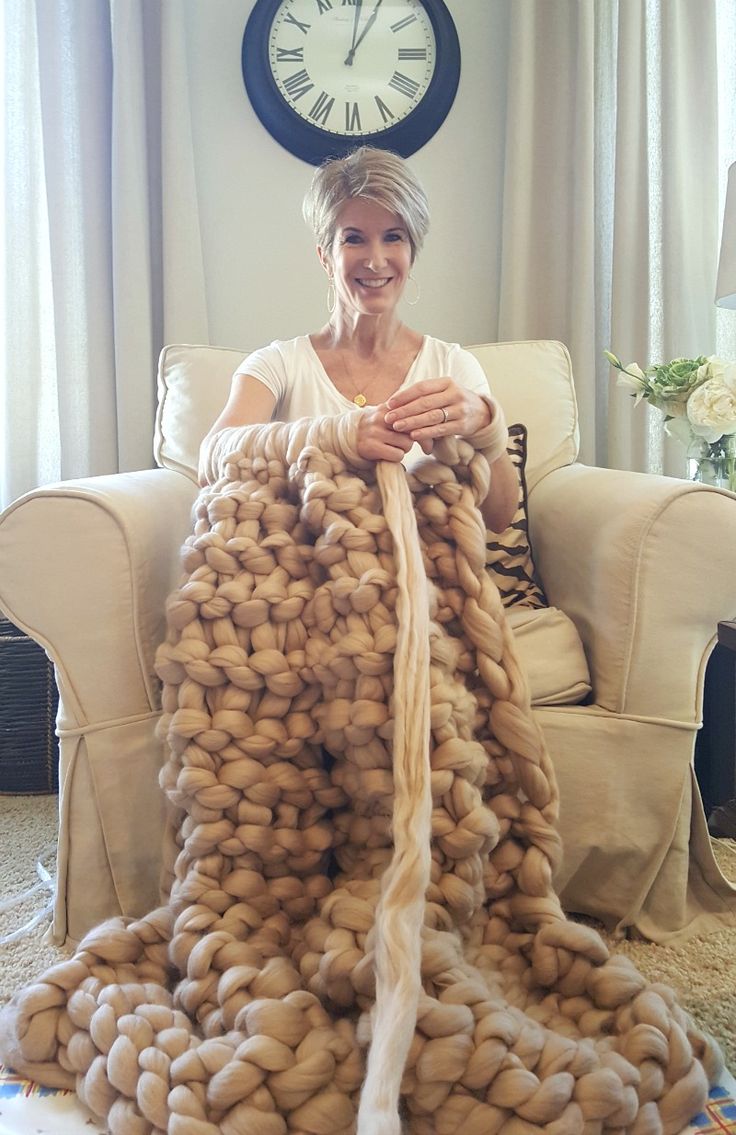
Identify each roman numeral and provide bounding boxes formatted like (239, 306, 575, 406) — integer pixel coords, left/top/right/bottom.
(345, 101, 361, 131)
(398, 47, 427, 60)
(276, 46, 304, 62)
(315, 0, 333, 10)
(309, 90, 335, 124)
(388, 71, 420, 98)
(283, 68, 314, 99)
(374, 95, 394, 123)
(283, 11, 311, 33)
(391, 14, 417, 32)
(342, 0, 357, 5)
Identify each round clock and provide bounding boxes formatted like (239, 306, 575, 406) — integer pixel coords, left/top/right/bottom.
(241, 0, 461, 165)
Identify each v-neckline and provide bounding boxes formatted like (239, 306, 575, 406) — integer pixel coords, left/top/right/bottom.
(305, 334, 427, 408)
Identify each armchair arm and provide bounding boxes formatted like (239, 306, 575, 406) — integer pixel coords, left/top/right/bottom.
(528, 464, 736, 721)
(0, 468, 199, 940)
(0, 468, 198, 722)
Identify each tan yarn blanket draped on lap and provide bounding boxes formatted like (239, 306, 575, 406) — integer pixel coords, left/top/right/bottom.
(0, 415, 724, 1135)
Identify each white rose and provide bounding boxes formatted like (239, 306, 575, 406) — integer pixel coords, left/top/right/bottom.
(701, 357, 736, 394)
(686, 378, 736, 443)
(721, 362, 736, 393)
(705, 356, 726, 383)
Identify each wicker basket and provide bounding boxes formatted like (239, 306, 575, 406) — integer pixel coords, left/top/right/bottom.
(0, 617, 59, 794)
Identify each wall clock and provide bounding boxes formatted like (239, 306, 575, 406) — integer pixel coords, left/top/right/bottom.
(241, 0, 461, 165)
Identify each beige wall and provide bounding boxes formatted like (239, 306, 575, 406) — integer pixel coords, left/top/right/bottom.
(182, 0, 511, 352)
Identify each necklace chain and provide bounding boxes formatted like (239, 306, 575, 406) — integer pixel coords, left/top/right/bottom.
(340, 349, 386, 408)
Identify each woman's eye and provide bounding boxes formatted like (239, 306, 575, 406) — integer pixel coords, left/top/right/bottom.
(343, 233, 362, 244)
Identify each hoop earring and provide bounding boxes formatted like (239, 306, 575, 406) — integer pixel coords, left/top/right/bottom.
(405, 272, 420, 306)
(326, 279, 336, 313)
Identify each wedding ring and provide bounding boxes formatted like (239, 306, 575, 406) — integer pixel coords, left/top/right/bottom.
(440, 407, 449, 424)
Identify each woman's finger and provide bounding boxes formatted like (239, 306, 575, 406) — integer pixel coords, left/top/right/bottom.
(358, 437, 414, 462)
(385, 377, 448, 413)
(357, 407, 415, 461)
(385, 382, 459, 432)
(390, 403, 460, 436)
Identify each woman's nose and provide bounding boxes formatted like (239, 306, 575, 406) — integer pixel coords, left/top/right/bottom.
(364, 243, 388, 270)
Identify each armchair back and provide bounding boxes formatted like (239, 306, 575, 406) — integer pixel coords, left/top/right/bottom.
(154, 339, 579, 487)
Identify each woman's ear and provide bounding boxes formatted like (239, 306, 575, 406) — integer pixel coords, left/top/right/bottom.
(317, 246, 332, 276)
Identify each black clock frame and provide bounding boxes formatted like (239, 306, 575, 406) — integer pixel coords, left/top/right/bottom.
(241, 0, 461, 165)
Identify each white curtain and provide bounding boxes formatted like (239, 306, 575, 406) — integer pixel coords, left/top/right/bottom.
(496, 0, 736, 473)
(0, 0, 209, 510)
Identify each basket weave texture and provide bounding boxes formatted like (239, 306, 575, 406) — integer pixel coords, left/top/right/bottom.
(0, 617, 59, 795)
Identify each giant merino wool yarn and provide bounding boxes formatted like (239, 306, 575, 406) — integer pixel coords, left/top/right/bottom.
(0, 413, 723, 1135)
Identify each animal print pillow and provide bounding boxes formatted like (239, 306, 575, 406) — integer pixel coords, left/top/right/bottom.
(486, 424, 547, 609)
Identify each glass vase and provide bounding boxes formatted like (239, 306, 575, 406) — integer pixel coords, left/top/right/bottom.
(688, 435, 736, 491)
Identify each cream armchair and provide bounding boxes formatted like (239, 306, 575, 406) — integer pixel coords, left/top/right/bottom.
(1, 340, 734, 946)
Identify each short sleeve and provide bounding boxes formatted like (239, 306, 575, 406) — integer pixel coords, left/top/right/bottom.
(447, 344, 494, 397)
(234, 343, 287, 401)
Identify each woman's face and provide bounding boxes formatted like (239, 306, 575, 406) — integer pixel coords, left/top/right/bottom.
(320, 198, 413, 318)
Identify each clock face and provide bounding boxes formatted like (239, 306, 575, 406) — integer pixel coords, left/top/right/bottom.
(242, 0, 460, 164)
(269, 0, 436, 139)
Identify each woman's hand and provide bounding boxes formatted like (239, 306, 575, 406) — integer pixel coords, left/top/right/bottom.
(383, 380, 517, 531)
(383, 378, 491, 442)
(356, 403, 422, 462)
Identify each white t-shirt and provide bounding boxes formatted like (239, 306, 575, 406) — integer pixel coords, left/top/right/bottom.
(234, 334, 506, 472)
(235, 334, 493, 419)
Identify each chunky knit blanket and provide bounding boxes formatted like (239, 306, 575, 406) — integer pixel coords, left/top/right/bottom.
(0, 416, 723, 1135)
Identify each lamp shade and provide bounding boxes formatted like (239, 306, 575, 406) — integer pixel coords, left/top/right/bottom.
(716, 161, 736, 309)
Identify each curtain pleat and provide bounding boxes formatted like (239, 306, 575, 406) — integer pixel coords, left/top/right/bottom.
(607, 0, 654, 473)
(110, 0, 158, 474)
(160, 2, 210, 347)
(498, 1, 598, 462)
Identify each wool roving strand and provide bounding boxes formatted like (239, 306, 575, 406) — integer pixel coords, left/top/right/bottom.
(356, 459, 433, 1135)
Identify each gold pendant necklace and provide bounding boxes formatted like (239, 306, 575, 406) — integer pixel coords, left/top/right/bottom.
(341, 349, 383, 409)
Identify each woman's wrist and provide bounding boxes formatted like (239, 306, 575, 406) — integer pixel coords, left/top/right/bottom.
(467, 394, 508, 464)
(476, 393, 494, 430)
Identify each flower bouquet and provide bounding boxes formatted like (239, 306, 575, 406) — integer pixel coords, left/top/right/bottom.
(605, 351, 736, 491)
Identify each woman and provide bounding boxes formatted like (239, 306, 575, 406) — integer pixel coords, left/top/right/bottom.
(200, 146, 518, 533)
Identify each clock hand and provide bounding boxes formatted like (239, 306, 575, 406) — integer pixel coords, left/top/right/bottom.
(345, 0, 383, 63)
(344, 0, 363, 66)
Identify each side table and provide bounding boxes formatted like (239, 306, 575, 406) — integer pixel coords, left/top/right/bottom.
(694, 620, 736, 836)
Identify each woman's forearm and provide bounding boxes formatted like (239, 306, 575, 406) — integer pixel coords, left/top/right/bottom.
(480, 450, 518, 533)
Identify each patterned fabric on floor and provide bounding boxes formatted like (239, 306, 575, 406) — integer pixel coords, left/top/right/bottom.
(4, 1066, 734, 1135)
(690, 1083, 736, 1134)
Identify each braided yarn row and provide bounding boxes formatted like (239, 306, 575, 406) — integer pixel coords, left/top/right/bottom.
(0, 415, 722, 1135)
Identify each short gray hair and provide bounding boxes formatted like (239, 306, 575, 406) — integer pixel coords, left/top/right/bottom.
(302, 146, 430, 263)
